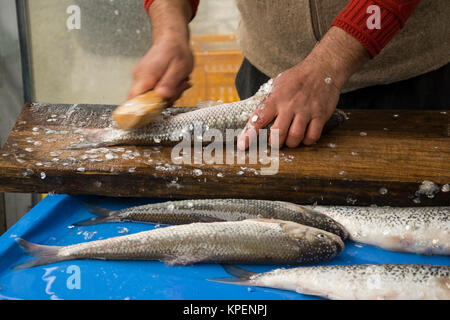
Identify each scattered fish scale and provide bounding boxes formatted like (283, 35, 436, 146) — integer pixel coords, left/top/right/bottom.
(74, 199, 349, 240)
(14, 219, 344, 269)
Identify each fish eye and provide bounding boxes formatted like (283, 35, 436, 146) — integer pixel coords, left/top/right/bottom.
(317, 234, 326, 238)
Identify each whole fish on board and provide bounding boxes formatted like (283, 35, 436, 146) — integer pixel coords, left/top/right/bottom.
(210, 264, 450, 300)
(74, 199, 349, 240)
(14, 219, 344, 269)
(309, 205, 450, 255)
(66, 78, 347, 149)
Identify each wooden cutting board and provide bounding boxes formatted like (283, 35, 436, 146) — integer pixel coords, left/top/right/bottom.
(0, 103, 448, 206)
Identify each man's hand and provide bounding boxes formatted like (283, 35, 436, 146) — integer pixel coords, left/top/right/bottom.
(128, 35, 193, 104)
(128, 0, 193, 104)
(238, 27, 370, 150)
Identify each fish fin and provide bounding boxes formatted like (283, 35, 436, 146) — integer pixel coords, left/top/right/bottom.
(247, 218, 282, 224)
(190, 213, 226, 223)
(206, 265, 258, 286)
(195, 100, 222, 109)
(13, 238, 66, 270)
(322, 110, 347, 134)
(221, 264, 258, 279)
(63, 128, 118, 150)
(162, 255, 206, 266)
(161, 107, 196, 117)
(206, 277, 254, 285)
(160, 101, 219, 118)
(73, 203, 121, 226)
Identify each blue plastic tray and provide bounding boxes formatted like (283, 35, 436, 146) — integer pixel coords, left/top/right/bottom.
(0, 194, 448, 300)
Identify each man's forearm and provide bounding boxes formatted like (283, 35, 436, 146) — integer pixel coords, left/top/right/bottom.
(332, 0, 421, 58)
(148, 0, 192, 43)
(306, 26, 370, 90)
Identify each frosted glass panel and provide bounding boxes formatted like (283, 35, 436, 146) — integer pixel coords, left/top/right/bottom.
(28, 0, 150, 105)
(26, 0, 239, 105)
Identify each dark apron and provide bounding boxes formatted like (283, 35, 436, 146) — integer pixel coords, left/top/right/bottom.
(235, 58, 450, 110)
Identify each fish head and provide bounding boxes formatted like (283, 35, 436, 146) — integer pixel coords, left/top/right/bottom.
(279, 220, 345, 262)
(298, 205, 350, 240)
(280, 202, 349, 240)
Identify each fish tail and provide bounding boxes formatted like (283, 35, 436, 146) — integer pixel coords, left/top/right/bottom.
(322, 110, 348, 134)
(207, 265, 259, 285)
(13, 238, 66, 269)
(73, 204, 121, 226)
(63, 128, 118, 150)
(223, 264, 258, 278)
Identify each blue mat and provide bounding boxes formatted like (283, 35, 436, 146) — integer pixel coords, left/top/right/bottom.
(0, 194, 448, 300)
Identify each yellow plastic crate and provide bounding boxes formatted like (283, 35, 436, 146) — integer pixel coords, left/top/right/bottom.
(175, 34, 243, 106)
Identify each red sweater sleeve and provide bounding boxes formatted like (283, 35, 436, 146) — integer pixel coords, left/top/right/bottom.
(144, 0, 200, 20)
(331, 0, 421, 58)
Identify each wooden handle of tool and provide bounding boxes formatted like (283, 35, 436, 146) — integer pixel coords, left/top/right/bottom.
(112, 91, 167, 130)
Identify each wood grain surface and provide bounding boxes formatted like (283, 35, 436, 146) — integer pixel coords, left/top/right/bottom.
(0, 103, 449, 206)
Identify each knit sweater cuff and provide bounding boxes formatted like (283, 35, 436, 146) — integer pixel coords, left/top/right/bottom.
(331, 0, 421, 58)
(144, 0, 200, 20)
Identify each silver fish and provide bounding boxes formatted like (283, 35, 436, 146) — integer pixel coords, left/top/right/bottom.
(66, 79, 347, 149)
(74, 199, 349, 240)
(14, 219, 344, 269)
(211, 264, 450, 300)
(310, 205, 450, 255)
